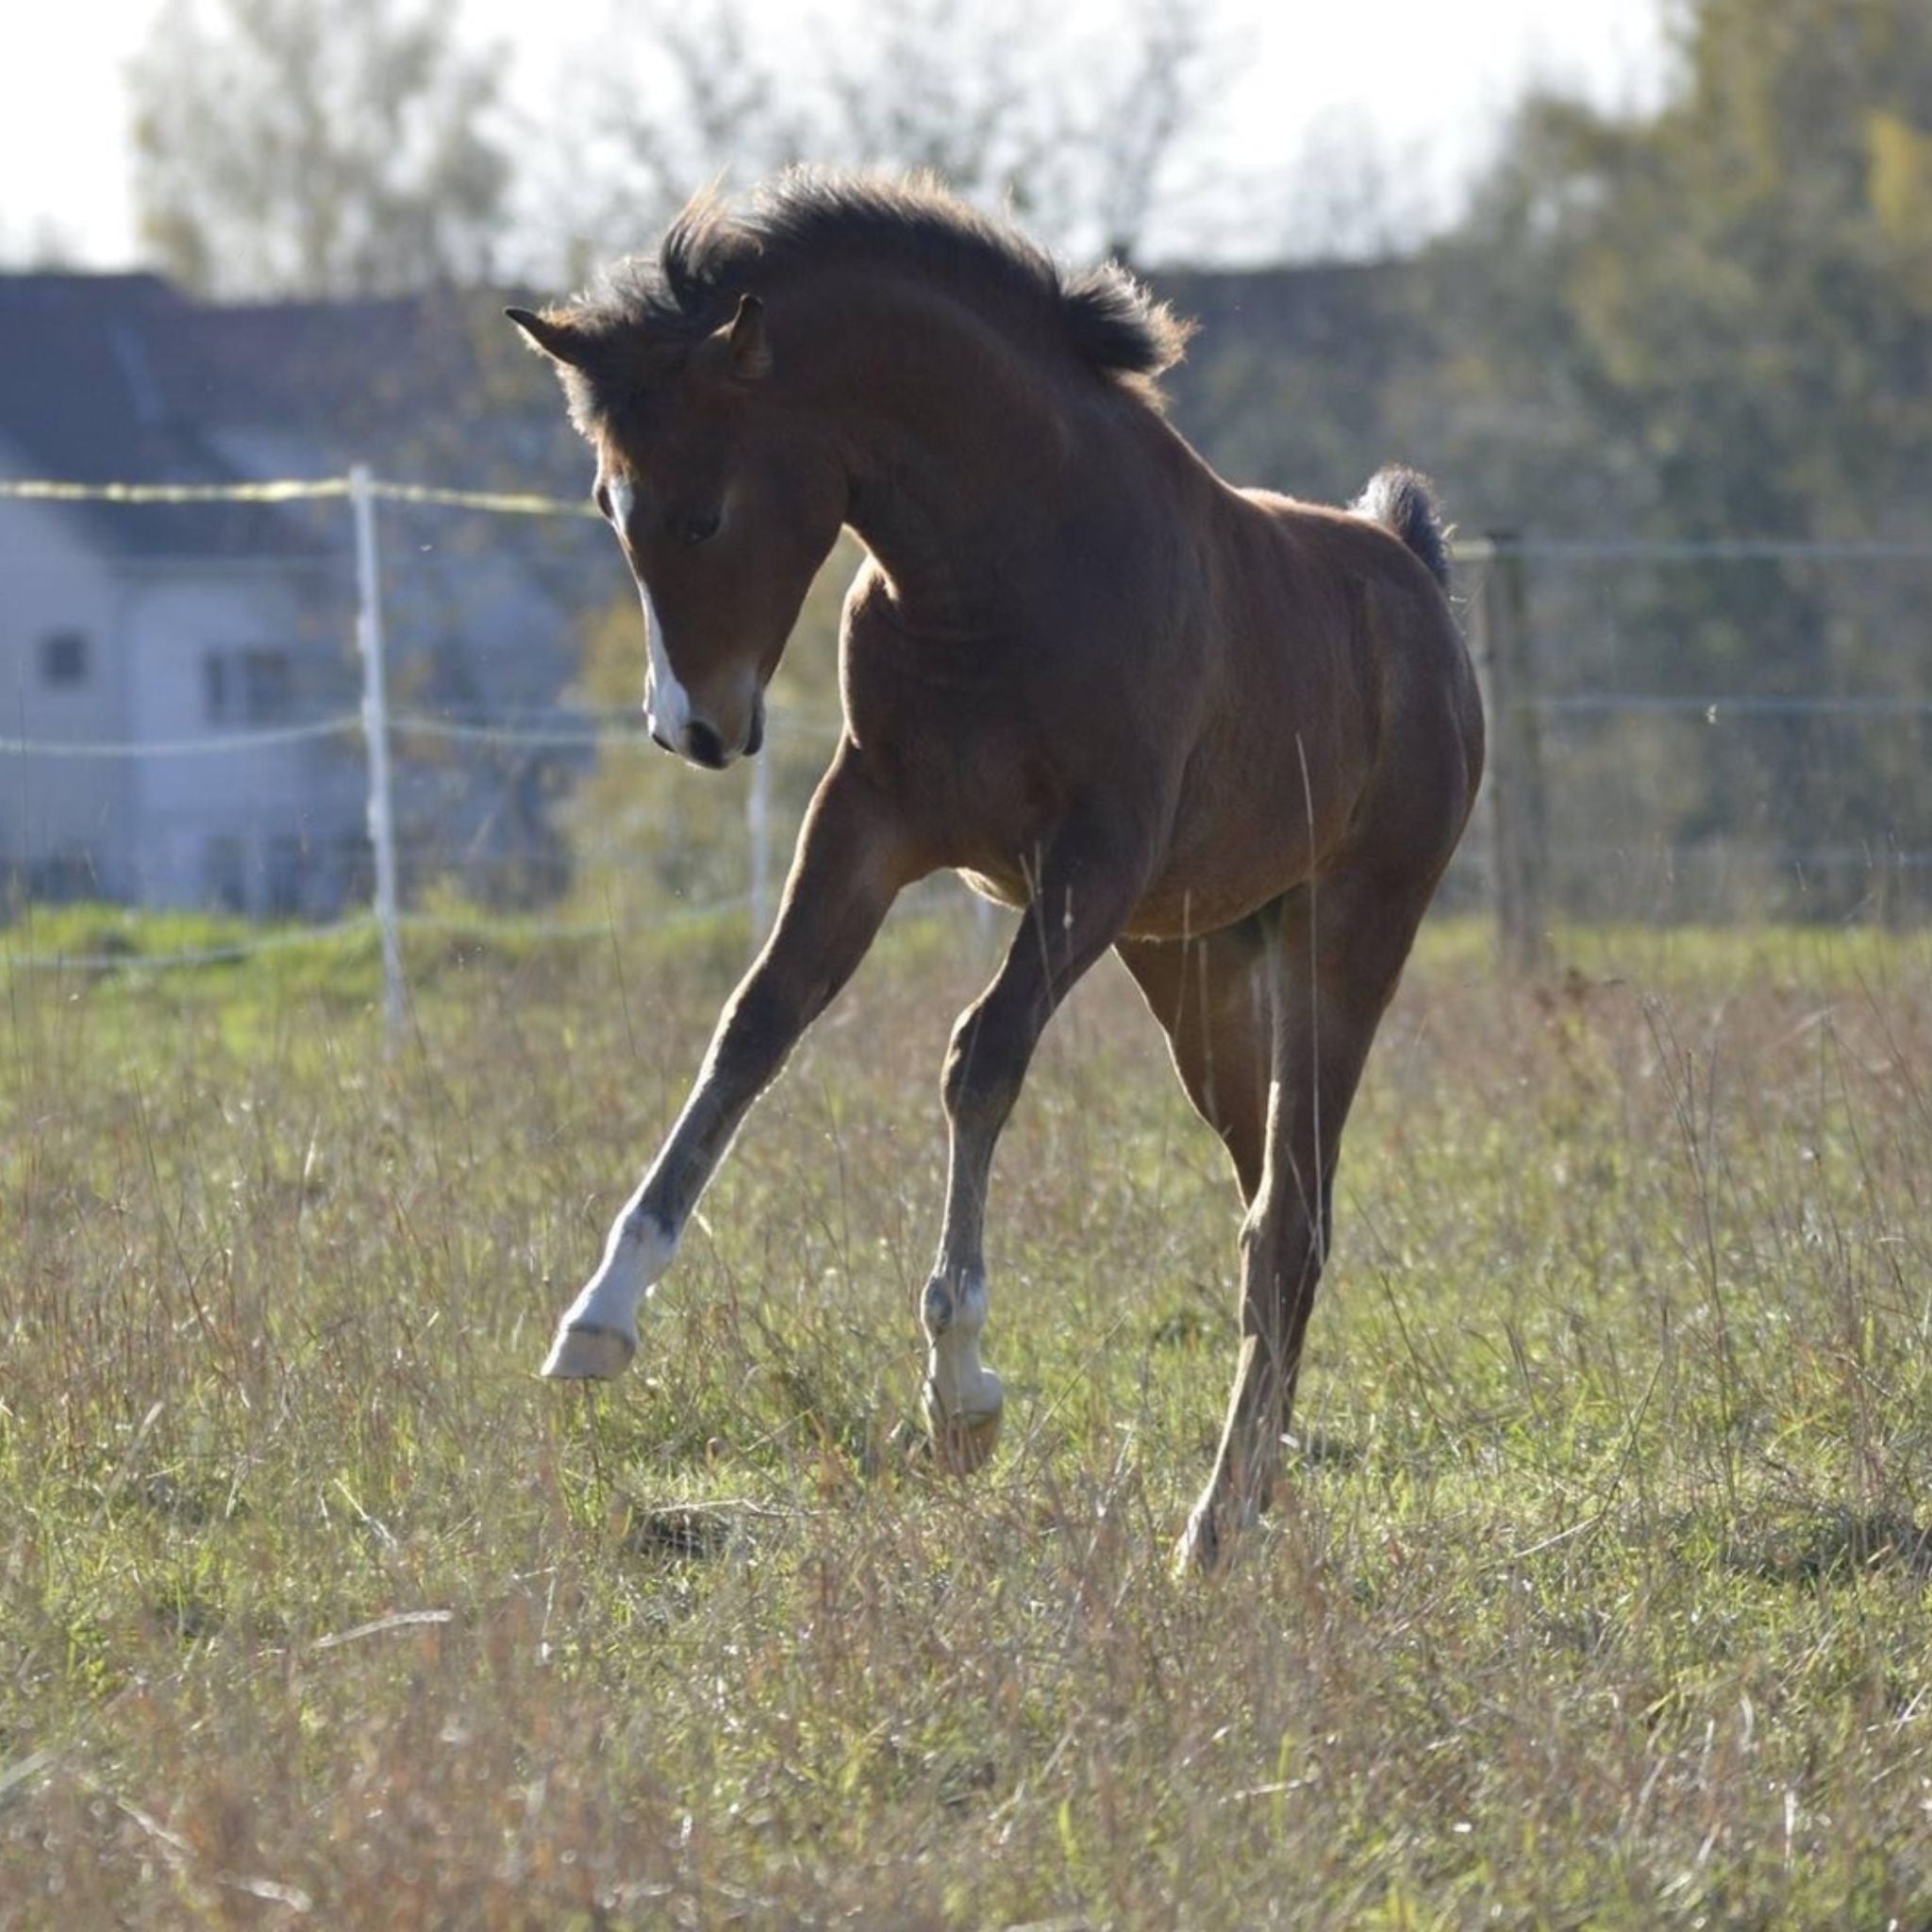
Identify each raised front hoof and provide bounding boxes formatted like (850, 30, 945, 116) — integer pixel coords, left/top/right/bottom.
(922, 1387, 1004, 1476)
(540, 1324, 636, 1381)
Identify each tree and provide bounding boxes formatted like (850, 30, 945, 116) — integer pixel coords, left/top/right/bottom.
(1446, 0, 1932, 542)
(1430, 0, 1932, 915)
(0, 215, 78, 272)
(525, 0, 1233, 280)
(130, 0, 512, 297)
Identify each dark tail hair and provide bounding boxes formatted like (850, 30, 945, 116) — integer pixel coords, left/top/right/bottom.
(1353, 467, 1453, 591)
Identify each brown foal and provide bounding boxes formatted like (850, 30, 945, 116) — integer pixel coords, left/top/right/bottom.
(509, 172, 1484, 1569)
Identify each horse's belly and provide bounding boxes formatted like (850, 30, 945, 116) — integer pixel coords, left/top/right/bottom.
(958, 866, 1029, 911)
(1121, 869, 1295, 942)
(953, 794, 1327, 941)
(1121, 779, 1332, 940)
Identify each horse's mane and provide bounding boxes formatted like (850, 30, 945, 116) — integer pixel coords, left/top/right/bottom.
(568, 170, 1192, 401)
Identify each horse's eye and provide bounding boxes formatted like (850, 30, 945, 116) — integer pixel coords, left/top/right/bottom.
(593, 481, 612, 521)
(679, 508, 723, 547)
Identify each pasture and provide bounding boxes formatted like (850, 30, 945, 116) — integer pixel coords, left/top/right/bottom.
(4, 905, 1931, 1925)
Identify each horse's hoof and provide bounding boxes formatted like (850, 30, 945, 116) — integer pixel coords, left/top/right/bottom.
(541, 1324, 635, 1380)
(1173, 1498, 1243, 1578)
(1172, 1511, 1217, 1578)
(924, 1393, 1003, 1475)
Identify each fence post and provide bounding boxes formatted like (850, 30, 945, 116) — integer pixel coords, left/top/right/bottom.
(1472, 533, 1547, 974)
(351, 464, 407, 1047)
(973, 889, 997, 957)
(746, 733, 773, 948)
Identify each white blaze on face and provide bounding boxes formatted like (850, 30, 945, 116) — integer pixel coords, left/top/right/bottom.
(641, 583, 691, 742)
(605, 475, 694, 743)
(605, 475, 635, 534)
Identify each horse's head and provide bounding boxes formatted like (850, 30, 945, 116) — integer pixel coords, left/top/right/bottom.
(509, 291, 843, 768)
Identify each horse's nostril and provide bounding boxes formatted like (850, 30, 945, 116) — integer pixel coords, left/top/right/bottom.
(649, 728, 673, 754)
(745, 705, 765, 758)
(685, 720, 725, 768)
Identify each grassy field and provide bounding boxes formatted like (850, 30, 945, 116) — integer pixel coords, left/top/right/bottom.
(4, 903, 1932, 1926)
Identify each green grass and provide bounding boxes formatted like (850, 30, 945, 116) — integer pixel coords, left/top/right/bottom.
(4, 909, 1932, 1925)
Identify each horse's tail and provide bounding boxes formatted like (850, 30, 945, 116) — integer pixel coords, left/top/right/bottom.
(1353, 467, 1453, 592)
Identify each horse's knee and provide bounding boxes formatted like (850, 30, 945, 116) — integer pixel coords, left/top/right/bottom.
(941, 1001, 1025, 1133)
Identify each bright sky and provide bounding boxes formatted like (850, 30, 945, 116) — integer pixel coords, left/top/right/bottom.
(0, 0, 1669, 270)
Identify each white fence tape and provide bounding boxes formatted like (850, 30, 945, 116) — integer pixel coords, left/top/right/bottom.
(0, 717, 361, 758)
(7, 468, 1932, 990)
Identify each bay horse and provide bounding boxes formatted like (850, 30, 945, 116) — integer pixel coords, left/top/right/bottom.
(508, 172, 1483, 1570)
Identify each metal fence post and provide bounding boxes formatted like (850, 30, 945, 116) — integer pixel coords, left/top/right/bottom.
(746, 734, 773, 948)
(351, 464, 407, 1047)
(973, 890, 997, 957)
(1471, 533, 1548, 974)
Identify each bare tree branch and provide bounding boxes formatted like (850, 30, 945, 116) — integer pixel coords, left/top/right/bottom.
(130, 0, 512, 298)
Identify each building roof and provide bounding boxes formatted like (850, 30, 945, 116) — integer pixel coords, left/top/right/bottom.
(0, 257, 1416, 567)
(0, 273, 329, 559)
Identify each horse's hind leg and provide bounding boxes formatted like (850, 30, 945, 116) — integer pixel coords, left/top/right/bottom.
(1117, 919, 1272, 1207)
(1175, 873, 1428, 1574)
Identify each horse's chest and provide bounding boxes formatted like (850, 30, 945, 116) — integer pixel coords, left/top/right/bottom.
(843, 655, 1063, 868)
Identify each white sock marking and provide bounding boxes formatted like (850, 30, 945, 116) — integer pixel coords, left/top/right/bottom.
(558, 1207, 679, 1345)
(924, 1270, 1001, 1420)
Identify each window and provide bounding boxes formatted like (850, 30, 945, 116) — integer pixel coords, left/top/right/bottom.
(30, 850, 97, 901)
(204, 835, 248, 913)
(240, 648, 292, 723)
(41, 631, 88, 687)
(203, 651, 228, 723)
(265, 835, 305, 917)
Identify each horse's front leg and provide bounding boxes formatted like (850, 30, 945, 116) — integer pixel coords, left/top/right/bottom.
(923, 822, 1150, 1470)
(543, 747, 913, 1378)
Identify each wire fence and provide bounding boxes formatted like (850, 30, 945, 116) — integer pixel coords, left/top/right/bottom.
(1463, 532, 1932, 952)
(0, 468, 798, 1029)
(5, 469, 1931, 1012)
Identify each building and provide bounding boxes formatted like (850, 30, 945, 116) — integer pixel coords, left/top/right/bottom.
(0, 257, 1422, 919)
(0, 272, 594, 916)
(0, 274, 362, 913)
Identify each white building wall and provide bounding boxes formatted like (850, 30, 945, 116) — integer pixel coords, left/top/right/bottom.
(122, 566, 363, 914)
(0, 488, 135, 897)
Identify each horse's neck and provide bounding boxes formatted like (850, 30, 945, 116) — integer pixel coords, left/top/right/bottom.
(796, 275, 1072, 638)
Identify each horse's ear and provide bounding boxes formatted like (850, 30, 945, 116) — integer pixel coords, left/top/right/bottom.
(506, 306, 591, 369)
(705, 293, 771, 384)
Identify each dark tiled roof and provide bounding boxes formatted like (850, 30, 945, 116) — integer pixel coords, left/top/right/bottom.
(177, 287, 586, 495)
(0, 260, 1410, 564)
(0, 273, 329, 559)
(168, 292, 452, 443)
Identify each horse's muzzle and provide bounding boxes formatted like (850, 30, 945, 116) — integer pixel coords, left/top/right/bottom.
(650, 692, 764, 769)
(684, 720, 728, 769)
